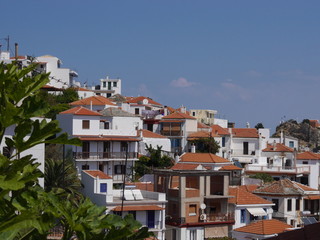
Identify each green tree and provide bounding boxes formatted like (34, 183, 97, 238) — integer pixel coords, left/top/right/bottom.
(134, 145, 174, 179)
(189, 138, 220, 154)
(0, 62, 152, 239)
(254, 122, 264, 129)
(249, 173, 273, 183)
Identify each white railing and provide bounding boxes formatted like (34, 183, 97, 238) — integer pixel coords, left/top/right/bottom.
(245, 165, 310, 173)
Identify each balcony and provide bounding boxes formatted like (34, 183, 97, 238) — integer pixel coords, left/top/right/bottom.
(73, 152, 138, 160)
(166, 213, 234, 226)
(160, 130, 183, 136)
(245, 165, 310, 174)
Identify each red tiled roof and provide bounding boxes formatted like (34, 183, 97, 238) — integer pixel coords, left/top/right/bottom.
(239, 185, 259, 192)
(139, 129, 167, 139)
(229, 186, 273, 205)
(254, 179, 317, 195)
(263, 143, 294, 152)
(180, 153, 229, 163)
(83, 170, 112, 179)
(197, 122, 210, 129)
(231, 128, 259, 138)
(304, 195, 320, 200)
(112, 205, 164, 211)
(210, 125, 230, 136)
(73, 87, 92, 92)
(59, 106, 102, 116)
(187, 131, 218, 140)
(297, 151, 320, 160)
(70, 96, 116, 106)
(162, 112, 195, 120)
(171, 163, 210, 170)
(10, 56, 26, 60)
(126, 96, 162, 106)
(219, 165, 242, 171)
(233, 219, 292, 235)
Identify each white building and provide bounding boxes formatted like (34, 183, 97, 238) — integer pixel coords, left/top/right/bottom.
(138, 129, 171, 155)
(296, 151, 320, 189)
(228, 185, 274, 229)
(92, 76, 122, 98)
(189, 109, 217, 126)
(81, 170, 167, 240)
(57, 106, 142, 184)
(36, 55, 78, 89)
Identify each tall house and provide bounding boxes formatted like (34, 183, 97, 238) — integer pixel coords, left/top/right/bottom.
(154, 168, 234, 240)
(189, 109, 217, 126)
(57, 106, 142, 185)
(94, 76, 121, 98)
(160, 112, 197, 154)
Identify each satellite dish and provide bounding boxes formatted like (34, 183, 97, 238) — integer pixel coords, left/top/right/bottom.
(200, 203, 206, 210)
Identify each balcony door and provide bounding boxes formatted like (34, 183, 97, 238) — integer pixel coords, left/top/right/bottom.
(147, 210, 155, 228)
(103, 142, 110, 158)
(82, 141, 90, 158)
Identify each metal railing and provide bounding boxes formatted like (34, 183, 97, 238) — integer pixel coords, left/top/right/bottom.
(245, 165, 310, 173)
(73, 152, 138, 159)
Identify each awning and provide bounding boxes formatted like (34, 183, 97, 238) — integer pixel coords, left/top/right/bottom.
(246, 208, 267, 216)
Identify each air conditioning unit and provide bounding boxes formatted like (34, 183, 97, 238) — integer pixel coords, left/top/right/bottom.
(200, 214, 207, 221)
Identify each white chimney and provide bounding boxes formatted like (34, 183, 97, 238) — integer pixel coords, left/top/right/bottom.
(191, 144, 196, 153)
(180, 105, 186, 114)
(175, 155, 179, 163)
(280, 130, 284, 144)
(164, 107, 168, 116)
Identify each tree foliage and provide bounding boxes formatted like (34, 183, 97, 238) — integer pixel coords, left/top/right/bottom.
(189, 138, 220, 154)
(0, 62, 152, 239)
(134, 144, 174, 179)
(249, 173, 273, 183)
(254, 122, 264, 129)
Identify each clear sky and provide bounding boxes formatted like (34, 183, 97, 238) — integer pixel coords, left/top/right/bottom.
(1, 0, 320, 132)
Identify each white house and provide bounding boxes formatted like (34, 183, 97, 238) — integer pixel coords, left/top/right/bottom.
(92, 76, 122, 98)
(138, 129, 171, 155)
(253, 179, 320, 227)
(57, 106, 142, 184)
(228, 185, 274, 229)
(296, 151, 320, 190)
(81, 170, 167, 240)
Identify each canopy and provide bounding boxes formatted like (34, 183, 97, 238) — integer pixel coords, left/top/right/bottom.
(247, 208, 267, 216)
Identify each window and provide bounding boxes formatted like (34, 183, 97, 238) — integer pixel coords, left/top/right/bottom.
(222, 137, 226, 147)
(147, 210, 155, 228)
(114, 165, 125, 174)
(240, 209, 246, 223)
(107, 93, 111, 98)
(121, 142, 128, 152)
(82, 164, 89, 170)
(263, 208, 268, 220)
(82, 120, 90, 129)
(296, 199, 300, 211)
(135, 108, 139, 115)
(303, 161, 308, 165)
(100, 120, 110, 129)
(243, 142, 249, 155)
(189, 229, 197, 240)
(289, 141, 294, 148)
(103, 82, 106, 88)
(100, 183, 107, 192)
(189, 204, 197, 216)
(272, 199, 279, 212)
(113, 82, 117, 87)
(192, 111, 195, 116)
(287, 199, 292, 212)
(108, 82, 111, 90)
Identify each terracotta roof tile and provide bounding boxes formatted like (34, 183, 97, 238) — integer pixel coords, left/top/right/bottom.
(231, 128, 259, 138)
(297, 151, 320, 160)
(219, 165, 242, 171)
(162, 112, 196, 120)
(70, 96, 116, 106)
(139, 129, 167, 139)
(197, 122, 210, 129)
(126, 96, 162, 106)
(233, 219, 292, 235)
(263, 143, 294, 152)
(171, 163, 210, 170)
(229, 186, 273, 205)
(253, 179, 317, 195)
(180, 153, 229, 163)
(112, 205, 164, 211)
(239, 185, 259, 192)
(59, 106, 102, 116)
(210, 125, 230, 136)
(187, 131, 218, 140)
(83, 170, 112, 179)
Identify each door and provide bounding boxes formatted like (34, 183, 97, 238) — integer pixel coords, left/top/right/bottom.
(103, 142, 110, 158)
(147, 210, 155, 228)
(243, 142, 249, 155)
(82, 141, 90, 158)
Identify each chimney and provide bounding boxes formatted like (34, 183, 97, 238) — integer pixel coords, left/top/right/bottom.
(280, 130, 284, 144)
(180, 105, 186, 114)
(246, 122, 250, 128)
(14, 43, 18, 60)
(174, 154, 180, 163)
(164, 106, 168, 116)
(273, 140, 277, 150)
(191, 144, 196, 153)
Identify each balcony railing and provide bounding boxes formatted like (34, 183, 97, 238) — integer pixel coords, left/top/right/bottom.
(245, 165, 310, 174)
(166, 213, 234, 226)
(160, 130, 183, 136)
(74, 152, 138, 160)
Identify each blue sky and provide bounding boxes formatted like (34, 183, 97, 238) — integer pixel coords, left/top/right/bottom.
(1, 0, 320, 132)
